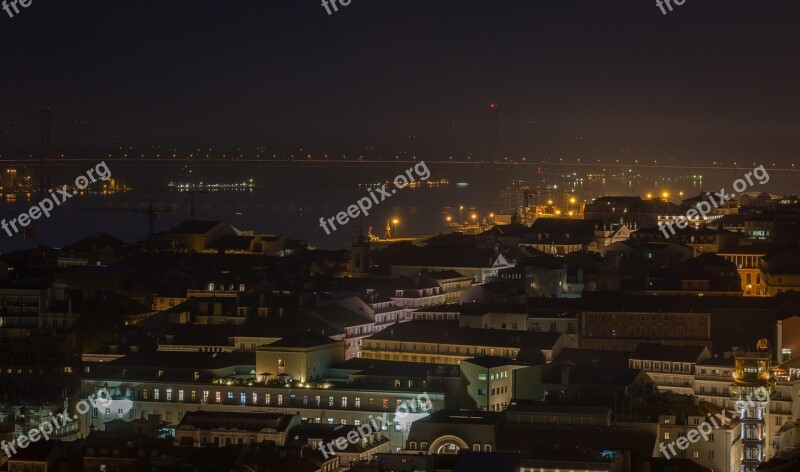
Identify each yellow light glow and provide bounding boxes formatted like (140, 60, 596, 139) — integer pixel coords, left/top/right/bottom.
(392, 219, 399, 224)
(646, 193, 653, 199)
(662, 192, 669, 199)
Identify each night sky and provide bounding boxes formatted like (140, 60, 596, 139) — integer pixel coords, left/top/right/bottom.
(1, 0, 799, 164)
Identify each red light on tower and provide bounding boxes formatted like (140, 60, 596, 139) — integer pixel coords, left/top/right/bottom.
(490, 103, 497, 109)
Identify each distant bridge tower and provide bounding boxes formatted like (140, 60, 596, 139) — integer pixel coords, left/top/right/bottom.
(39, 106, 51, 197)
(489, 103, 499, 212)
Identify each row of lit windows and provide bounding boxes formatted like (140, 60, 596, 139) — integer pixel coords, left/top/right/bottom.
(365, 342, 514, 357)
(588, 326, 703, 338)
(477, 371, 509, 381)
(140, 388, 424, 411)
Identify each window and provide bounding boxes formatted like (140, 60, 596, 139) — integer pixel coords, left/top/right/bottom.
(355, 397, 361, 408)
(252, 393, 258, 405)
(191, 391, 196, 402)
(328, 396, 334, 407)
(664, 432, 670, 440)
(278, 395, 283, 406)
(143, 389, 149, 400)
(215, 392, 221, 403)
(266, 393, 271, 405)
(227, 392, 234, 400)
(315, 396, 321, 406)
(342, 397, 348, 408)
(166, 389, 172, 401)
(154, 389, 160, 400)
(178, 390, 184, 401)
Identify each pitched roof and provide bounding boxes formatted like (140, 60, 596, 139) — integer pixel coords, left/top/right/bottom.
(630, 343, 709, 363)
(171, 220, 224, 234)
(380, 245, 501, 268)
(265, 332, 339, 349)
(178, 411, 295, 432)
(367, 320, 562, 350)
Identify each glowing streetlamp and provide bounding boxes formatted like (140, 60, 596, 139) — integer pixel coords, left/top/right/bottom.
(392, 219, 399, 239)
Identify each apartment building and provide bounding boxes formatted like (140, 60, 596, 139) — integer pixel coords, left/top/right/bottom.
(78, 350, 445, 451)
(629, 344, 712, 395)
(362, 320, 575, 364)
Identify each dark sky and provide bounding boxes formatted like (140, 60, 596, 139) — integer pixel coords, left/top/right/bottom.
(1, 0, 799, 164)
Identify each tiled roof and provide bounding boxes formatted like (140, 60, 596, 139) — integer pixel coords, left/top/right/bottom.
(367, 320, 562, 350)
(630, 343, 709, 363)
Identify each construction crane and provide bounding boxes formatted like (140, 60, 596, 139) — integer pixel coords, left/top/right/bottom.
(79, 200, 172, 309)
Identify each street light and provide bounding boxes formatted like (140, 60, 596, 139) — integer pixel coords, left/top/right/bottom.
(459, 205, 464, 222)
(392, 219, 399, 239)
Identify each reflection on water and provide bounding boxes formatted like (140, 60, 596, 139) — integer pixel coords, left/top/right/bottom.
(0, 165, 794, 252)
